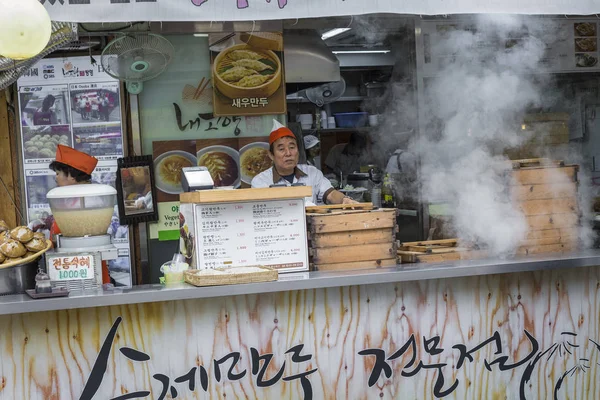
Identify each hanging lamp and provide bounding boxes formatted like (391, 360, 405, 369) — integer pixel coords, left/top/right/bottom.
(0, 0, 52, 60)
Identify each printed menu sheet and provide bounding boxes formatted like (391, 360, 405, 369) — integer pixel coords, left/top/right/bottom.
(193, 199, 308, 272)
(16, 56, 132, 287)
(419, 18, 600, 77)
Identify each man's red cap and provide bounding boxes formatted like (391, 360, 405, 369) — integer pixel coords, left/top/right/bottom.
(55, 145, 98, 175)
(269, 120, 295, 145)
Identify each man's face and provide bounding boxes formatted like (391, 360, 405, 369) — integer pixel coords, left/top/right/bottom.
(270, 136, 299, 173)
(55, 170, 77, 187)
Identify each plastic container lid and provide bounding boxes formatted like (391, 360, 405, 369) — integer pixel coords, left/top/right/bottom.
(47, 184, 117, 199)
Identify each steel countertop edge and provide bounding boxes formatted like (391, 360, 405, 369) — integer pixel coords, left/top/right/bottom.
(1, 250, 600, 316)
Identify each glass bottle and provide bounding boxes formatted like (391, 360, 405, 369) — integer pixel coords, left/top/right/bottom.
(35, 268, 52, 294)
(382, 174, 396, 208)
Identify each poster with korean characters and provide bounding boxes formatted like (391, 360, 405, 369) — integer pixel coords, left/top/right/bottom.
(17, 56, 132, 287)
(209, 31, 286, 116)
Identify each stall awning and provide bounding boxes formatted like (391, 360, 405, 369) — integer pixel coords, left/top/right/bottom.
(44, 0, 600, 23)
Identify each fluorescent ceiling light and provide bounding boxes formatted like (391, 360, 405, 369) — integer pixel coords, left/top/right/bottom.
(194, 33, 209, 37)
(321, 28, 351, 40)
(332, 50, 391, 54)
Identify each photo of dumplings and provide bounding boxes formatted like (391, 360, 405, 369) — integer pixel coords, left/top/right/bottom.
(216, 47, 277, 89)
(575, 22, 597, 37)
(211, 32, 285, 115)
(229, 49, 263, 61)
(236, 75, 272, 88)
(232, 59, 271, 72)
(221, 66, 257, 82)
(575, 37, 597, 52)
(22, 125, 71, 160)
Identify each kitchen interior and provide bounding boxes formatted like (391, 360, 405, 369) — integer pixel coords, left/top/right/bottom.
(283, 16, 420, 241)
(282, 15, 600, 246)
(65, 15, 600, 279)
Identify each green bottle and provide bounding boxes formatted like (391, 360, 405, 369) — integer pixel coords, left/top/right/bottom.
(382, 174, 396, 208)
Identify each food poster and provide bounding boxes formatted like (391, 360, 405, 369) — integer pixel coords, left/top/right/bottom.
(152, 139, 196, 241)
(210, 32, 286, 116)
(17, 56, 132, 287)
(419, 18, 600, 77)
(196, 137, 271, 189)
(153, 140, 197, 203)
(574, 22, 598, 68)
(196, 138, 241, 188)
(138, 35, 285, 157)
(238, 137, 271, 187)
(138, 35, 285, 241)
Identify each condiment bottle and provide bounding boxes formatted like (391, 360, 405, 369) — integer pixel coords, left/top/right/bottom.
(35, 269, 52, 294)
(382, 174, 396, 208)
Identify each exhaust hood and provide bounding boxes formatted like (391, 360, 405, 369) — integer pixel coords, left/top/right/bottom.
(284, 30, 340, 83)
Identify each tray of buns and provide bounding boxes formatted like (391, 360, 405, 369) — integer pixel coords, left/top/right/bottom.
(0, 220, 53, 269)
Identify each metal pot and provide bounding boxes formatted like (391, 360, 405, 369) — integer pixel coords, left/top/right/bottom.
(0, 258, 39, 295)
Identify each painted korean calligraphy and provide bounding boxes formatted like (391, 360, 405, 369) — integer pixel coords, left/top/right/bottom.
(173, 103, 242, 135)
(80, 317, 317, 399)
(360, 330, 600, 400)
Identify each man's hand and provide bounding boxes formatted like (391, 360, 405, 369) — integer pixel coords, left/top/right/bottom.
(342, 196, 358, 205)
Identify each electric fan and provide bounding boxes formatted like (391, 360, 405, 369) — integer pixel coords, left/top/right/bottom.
(101, 33, 174, 95)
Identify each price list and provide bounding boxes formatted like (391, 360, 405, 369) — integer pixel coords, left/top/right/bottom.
(194, 200, 308, 272)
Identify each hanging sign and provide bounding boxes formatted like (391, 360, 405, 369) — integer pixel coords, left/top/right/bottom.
(41, 0, 600, 23)
(210, 32, 286, 117)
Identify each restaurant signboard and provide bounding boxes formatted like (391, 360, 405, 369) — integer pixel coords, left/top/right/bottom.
(41, 0, 600, 23)
(0, 265, 599, 398)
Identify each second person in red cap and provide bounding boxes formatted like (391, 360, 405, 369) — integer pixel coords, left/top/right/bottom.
(251, 120, 357, 206)
(47, 145, 99, 237)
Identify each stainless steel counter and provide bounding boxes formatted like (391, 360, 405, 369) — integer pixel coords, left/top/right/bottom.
(1, 251, 600, 316)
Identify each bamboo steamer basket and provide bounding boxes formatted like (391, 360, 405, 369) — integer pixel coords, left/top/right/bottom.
(213, 44, 282, 99)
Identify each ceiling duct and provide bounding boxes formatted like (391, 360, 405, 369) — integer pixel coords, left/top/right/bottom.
(283, 30, 340, 84)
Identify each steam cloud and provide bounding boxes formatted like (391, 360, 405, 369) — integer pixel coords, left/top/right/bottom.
(370, 15, 592, 255)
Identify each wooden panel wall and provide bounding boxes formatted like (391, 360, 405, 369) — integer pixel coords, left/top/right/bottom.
(1, 265, 600, 399)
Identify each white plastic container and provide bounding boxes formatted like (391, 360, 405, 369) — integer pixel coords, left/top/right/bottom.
(320, 110, 328, 129)
(327, 116, 336, 129)
(47, 184, 117, 237)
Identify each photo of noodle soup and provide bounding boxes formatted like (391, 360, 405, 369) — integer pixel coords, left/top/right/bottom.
(154, 151, 197, 194)
(240, 142, 272, 184)
(197, 146, 240, 187)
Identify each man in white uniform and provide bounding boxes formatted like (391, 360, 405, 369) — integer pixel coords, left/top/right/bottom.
(252, 120, 357, 206)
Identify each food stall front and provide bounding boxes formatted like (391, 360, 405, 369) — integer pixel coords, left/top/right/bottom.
(2, 2, 600, 399)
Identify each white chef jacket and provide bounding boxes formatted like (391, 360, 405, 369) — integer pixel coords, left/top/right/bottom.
(251, 164, 334, 205)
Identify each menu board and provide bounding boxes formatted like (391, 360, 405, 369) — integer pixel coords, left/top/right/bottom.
(419, 18, 600, 77)
(16, 56, 132, 287)
(185, 199, 308, 273)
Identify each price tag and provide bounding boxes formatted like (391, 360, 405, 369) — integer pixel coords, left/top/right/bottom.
(47, 254, 96, 282)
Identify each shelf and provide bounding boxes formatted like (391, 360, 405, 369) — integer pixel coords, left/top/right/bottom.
(286, 96, 368, 103)
(302, 128, 371, 134)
